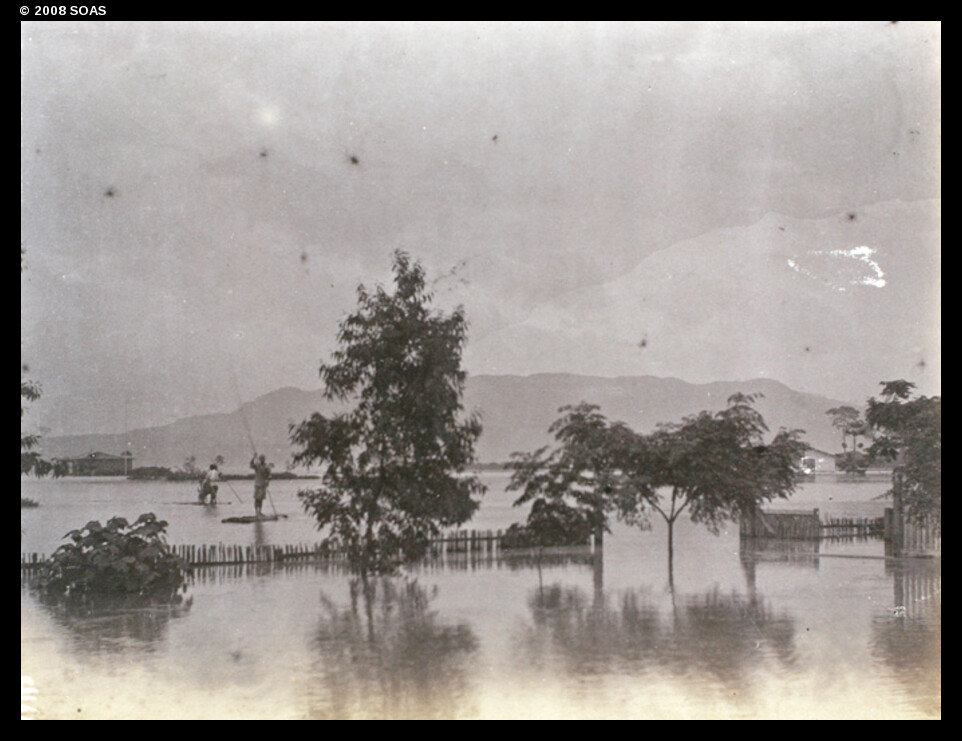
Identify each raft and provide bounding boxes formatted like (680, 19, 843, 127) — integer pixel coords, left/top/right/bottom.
(174, 501, 231, 506)
(221, 514, 288, 524)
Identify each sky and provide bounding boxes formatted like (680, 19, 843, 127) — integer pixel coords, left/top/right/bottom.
(21, 21, 941, 436)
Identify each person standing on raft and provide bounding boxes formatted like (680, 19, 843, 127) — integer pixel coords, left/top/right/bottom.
(250, 454, 271, 516)
(199, 463, 220, 504)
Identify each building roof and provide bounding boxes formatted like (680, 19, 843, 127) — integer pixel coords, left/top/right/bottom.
(57, 451, 132, 462)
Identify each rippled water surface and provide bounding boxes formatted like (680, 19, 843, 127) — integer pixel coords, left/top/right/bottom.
(21, 474, 940, 719)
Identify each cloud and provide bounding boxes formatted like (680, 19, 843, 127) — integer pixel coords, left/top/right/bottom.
(466, 201, 938, 401)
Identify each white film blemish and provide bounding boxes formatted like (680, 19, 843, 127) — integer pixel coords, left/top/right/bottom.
(787, 246, 886, 290)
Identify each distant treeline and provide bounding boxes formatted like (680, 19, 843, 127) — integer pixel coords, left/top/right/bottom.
(127, 467, 318, 481)
(468, 461, 512, 472)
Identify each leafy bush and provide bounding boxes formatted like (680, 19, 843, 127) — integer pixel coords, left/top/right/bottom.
(502, 500, 594, 549)
(34, 513, 189, 602)
(836, 450, 870, 476)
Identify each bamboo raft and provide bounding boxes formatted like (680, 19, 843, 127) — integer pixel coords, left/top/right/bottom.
(221, 514, 287, 523)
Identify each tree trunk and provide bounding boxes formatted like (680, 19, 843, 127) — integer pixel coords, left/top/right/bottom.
(667, 518, 675, 590)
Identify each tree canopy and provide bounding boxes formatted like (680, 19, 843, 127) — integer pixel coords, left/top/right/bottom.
(21, 251, 64, 479)
(291, 251, 484, 574)
(509, 394, 807, 579)
(507, 403, 639, 546)
(826, 404, 870, 475)
(866, 380, 941, 522)
(635, 394, 806, 540)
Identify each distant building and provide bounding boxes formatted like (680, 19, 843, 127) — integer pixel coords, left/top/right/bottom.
(59, 451, 134, 476)
(798, 447, 836, 474)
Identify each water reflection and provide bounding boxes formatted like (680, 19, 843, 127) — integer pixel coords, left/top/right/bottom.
(519, 580, 796, 693)
(871, 561, 941, 718)
(414, 547, 597, 573)
(306, 577, 478, 719)
(20, 531, 940, 718)
(38, 597, 193, 655)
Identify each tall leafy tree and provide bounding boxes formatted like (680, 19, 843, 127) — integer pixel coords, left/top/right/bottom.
(510, 394, 806, 584)
(826, 405, 865, 451)
(634, 394, 806, 580)
(826, 404, 869, 474)
(508, 403, 642, 546)
(866, 380, 941, 523)
(291, 251, 484, 574)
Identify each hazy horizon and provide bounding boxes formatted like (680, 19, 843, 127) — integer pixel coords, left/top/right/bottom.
(22, 22, 940, 437)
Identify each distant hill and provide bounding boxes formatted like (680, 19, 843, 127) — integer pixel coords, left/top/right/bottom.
(42, 374, 849, 472)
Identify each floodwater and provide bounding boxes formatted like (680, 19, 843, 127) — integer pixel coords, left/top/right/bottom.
(21, 474, 940, 719)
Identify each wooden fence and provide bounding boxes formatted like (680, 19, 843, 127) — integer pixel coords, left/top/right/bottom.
(740, 508, 884, 541)
(884, 508, 941, 558)
(20, 529, 552, 572)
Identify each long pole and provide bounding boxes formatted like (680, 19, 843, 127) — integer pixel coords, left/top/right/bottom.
(232, 370, 277, 517)
(223, 479, 245, 504)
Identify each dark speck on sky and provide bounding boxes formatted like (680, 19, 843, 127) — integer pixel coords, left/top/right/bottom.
(18, 21, 940, 435)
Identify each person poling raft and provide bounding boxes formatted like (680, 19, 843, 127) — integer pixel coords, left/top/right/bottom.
(221, 455, 284, 523)
(224, 369, 283, 523)
(250, 453, 272, 516)
(197, 463, 220, 505)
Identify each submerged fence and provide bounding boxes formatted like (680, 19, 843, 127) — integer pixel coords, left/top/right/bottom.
(20, 528, 556, 572)
(740, 508, 885, 541)
(884, 509, 941, 558)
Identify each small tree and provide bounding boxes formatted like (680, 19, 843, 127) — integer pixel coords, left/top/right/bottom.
(866, 381, 941, 523)
(634, 394, 807, 581)
(826, 405, 869, 475)
(22, 251, 65, 484)
(21, 377, 62, 478)
(181, 455, 200, 476)
(511, 394, 806, 584)
(507, 403, 639, 547)
(291, 251, 484, 574)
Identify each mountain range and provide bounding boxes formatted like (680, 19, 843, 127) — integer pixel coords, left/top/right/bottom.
(41, 374, 848, 472)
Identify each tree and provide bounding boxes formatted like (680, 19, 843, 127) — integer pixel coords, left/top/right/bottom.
(826, 405, 869, 475)
(510, 394, 807, 584)
(634, 394, 807, 581)
(866, 381, 941, 523)
(507, 403, 640, 547)
(291, 251, 484, 574)
(21, 250, 64, 481)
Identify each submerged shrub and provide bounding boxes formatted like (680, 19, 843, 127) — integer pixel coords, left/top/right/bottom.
(34, 513, 189, 602)
(502, 500, 594, 549)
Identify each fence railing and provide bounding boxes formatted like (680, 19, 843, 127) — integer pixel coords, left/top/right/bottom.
(884, 508, 941, 557)
(20, 529, 557, 572)
(740, 508, 884, 540)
